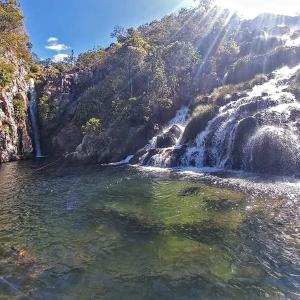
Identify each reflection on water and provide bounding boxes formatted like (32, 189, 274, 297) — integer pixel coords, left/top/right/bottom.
(0, 161, 299, 300)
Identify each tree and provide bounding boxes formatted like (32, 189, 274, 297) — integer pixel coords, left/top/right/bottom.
(111, 25, 127, 42)
(81, 118, 102, 135)
(76, 49, 106, 70)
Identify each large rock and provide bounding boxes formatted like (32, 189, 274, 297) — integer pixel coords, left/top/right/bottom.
(226, 47, 300, 85)
(245, 127, 300, 175)
(156, 125, 182, 148)
(52, 124, 82, 156)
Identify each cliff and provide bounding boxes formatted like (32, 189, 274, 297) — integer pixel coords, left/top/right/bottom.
(0, 53, 32, 162)
(0, 1, 35, 163)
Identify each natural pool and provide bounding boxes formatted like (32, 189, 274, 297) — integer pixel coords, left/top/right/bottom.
(0, 161, 299, 299)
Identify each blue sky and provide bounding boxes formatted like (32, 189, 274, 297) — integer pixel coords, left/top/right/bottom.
(20, 0, 299, 61)
(20, 0, 196, 61)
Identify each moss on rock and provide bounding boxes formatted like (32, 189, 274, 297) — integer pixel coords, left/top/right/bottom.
(181, 104, 217, 144)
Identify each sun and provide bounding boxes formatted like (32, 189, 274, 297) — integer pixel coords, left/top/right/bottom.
(215, 0, 299, 18)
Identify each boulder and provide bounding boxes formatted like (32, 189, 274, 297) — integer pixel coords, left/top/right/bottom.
(156, 125, 182, 148)
(52, 124, 82, 156)
(245, 128, 299, 175)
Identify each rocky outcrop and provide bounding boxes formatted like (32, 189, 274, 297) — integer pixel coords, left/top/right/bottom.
(37, 71, 81, 156)
(226, 47, 300, 84)
(52, 123, 82, 156)
(0, 55, 33, 163)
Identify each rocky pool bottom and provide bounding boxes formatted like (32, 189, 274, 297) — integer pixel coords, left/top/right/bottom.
(0, 161, 299, 300)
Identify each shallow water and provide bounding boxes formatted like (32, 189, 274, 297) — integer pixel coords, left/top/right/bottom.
(0, 161, 299, 300)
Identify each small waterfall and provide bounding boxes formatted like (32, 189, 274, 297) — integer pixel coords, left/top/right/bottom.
(148, 106, 190, 149)
(28, 79, 42, 158)
(136, 106, 190, 166)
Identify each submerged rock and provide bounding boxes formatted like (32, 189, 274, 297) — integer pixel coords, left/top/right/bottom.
(204, 197, 240, 211)
(177, 186, 202, 197)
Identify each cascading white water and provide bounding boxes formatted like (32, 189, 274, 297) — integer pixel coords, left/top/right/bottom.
(139, 106, 190, 166)
(29, 78, 42, 158)
(148, 106, 190, 149)
(181, 64, 300, 174)
(109, 106, 190, 166)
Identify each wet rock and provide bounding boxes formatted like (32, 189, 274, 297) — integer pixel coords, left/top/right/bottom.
(269, 25, 290, 36)
(291, 30, 300, 40)
(142, 149, 160, 165)
(156, 125, 182, 148)
(226, 46, 300, 85)
(231, 117, 258, 170)
(204, 197, 240, 211)
(95, 208, 163, 233)
(246, 128, 299, 175)
(0, 55, 33, 163)
(290, 109, 300, 121)
(181, 105, 217, 144)
(166, 146, 187, 167)
(215, 92, 248, 106)
(129, 149, 147, 164)
(52, 124, 82, 156)
(146, 146, 187, 167)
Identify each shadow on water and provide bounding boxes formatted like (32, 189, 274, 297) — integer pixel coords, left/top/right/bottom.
(0, 161, 299, 299)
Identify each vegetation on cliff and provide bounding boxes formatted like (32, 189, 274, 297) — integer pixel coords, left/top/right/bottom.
(0, 0, 35, 82)
(0, 0, 36, 162)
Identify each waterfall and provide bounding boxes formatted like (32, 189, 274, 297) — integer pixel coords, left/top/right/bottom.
(136, 106, 190, 166)
(28, 79, 43, 158)
(182, 64, 300, 174)
(133, 63, 300, 175)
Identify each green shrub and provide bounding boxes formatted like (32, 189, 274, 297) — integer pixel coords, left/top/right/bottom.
(29, 62, 44, 78)
(0, 122, 11, 136)
(0, 2, 24, 33)
(76, 49, 106, 70)
(81, 117, 102, 135)
(13, 98, 25, 121)
(181, 104, 217, 144)
(38, 94, 59, 127)
(243, 74, 268, 90)
(0, 60, 14, 88)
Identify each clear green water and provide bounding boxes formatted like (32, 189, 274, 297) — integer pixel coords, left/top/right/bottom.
(0, 161, 299, 300)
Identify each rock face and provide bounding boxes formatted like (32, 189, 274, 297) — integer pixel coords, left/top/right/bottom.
(37, 72, 82, 156)
(0, 56, 33, 163)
